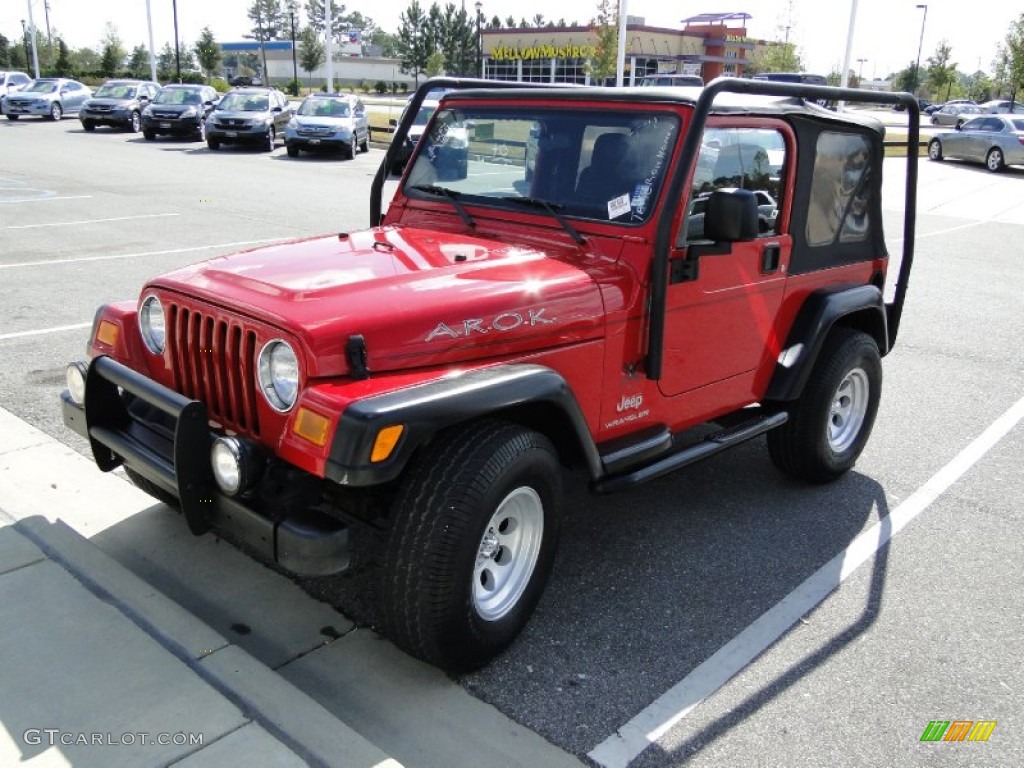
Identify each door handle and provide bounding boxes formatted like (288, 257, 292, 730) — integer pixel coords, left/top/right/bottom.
(761, 243, 781, 273)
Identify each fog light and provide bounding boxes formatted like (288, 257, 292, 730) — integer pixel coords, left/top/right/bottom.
(210, 436, 262, 496)
(65, 361, 88, 405)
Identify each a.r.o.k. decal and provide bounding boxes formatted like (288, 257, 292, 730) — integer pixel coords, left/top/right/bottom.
(425, 309, 554, 342)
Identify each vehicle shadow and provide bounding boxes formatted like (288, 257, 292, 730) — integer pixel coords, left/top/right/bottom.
(458, 439, 896, 760)
(932, 158, 1024, 177)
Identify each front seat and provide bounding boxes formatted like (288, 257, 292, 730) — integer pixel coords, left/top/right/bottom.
(575, 132, 631, 206)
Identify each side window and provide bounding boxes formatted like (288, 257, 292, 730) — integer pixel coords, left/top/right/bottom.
(683, 126, 786, 243)
(806, 132, 871, 247)
(982, 118, 1004, 132)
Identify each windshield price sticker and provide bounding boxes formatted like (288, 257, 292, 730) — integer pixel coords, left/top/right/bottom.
(608, 194, 631, 219)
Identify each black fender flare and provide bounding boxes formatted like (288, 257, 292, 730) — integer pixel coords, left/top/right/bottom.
(325, 364, 602, 486)
(765, 285, 888, 402)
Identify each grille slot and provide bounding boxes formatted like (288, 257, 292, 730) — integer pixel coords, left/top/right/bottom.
(167, 303, 260, 436)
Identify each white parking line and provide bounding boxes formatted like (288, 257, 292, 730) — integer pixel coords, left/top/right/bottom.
(0, 195, 94, 204)
(4, 213, 180, 230)
(0, 238, 291, 270)
(0, 323, 91, 342)
(588, 394, 1024, 768)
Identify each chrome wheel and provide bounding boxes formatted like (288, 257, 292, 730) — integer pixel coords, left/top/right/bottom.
(827, 367, 869, 453)
(129, 111, 140, 132)
(266, 126, 275, 151)
(986, 147, 1004, 172)
(50, 102, 62, 121)
(928, 139, 942, 161)
(472, 486, 545, 622)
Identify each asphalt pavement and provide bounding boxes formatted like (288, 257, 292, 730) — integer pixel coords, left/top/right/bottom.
(1, 113, 1022, 767)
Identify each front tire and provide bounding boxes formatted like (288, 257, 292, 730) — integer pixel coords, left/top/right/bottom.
(143, 129, 156, 140)
(128, 111, 141, 133)
(382, 420, 563, 672)
(347, 136, 358, 159)
(359, 131, 369, 153)
(927, 139, 943, 161)
(49, 102, 63, 121)
(207, 137, 220, 150)
(768, 329, 881, 483)
(82, 120, 96, 132)
(264, 126, 276, 152)
(6, 114, 19, 121)
(986, 147, 1005, 172)
(124, 467, 179, 508)
(286, 144, 299, 157)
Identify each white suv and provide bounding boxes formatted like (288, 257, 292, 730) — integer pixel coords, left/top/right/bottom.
(0, 70, 32, 112)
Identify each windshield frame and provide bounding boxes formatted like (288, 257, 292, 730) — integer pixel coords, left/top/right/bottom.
(401, 102, 682, 228)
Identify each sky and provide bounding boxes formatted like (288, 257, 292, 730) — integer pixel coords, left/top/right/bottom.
(2, 0, 1018, 79)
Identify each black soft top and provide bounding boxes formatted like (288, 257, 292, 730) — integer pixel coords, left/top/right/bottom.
(441, 85, 886, 135)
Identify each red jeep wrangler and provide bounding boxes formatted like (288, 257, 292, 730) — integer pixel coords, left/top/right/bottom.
(62, 78, 920, 672)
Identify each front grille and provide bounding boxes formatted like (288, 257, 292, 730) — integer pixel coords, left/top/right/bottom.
(298, 126, 333, 137)
(90, 105, 115, 113)
(152, 111, 182, 120)
(216, 118, 251, 128)
(166, 303, 261, 436)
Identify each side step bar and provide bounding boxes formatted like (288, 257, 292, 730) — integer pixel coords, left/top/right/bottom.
(594, 412, 788, 493)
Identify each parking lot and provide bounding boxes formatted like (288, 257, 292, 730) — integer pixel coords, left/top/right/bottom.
(1, 115, 1023, 767)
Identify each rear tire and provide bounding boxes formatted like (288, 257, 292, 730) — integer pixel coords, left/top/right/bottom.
(382, 420, 562, 672)
(986, 147, 1005, 172)
(767, 329, 881, 483)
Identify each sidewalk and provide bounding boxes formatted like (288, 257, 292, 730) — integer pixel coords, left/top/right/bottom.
(0, 514, 400, 768)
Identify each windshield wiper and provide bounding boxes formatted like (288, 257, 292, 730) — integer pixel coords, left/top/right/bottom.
(503, 197, 586, 245)
(410, 185, 475, 229)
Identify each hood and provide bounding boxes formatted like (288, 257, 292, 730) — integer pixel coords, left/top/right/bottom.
(150, 227, 606, 377)
(9, 92, 54, 103)
(293, 115, 354, 128)
(86, 97, 136, 107)
(214, 109, 271, 121)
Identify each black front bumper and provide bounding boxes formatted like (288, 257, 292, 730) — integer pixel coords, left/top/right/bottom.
(62, 356, 349, 576)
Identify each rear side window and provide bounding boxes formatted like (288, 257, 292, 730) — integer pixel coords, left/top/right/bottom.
(806, 132, 871, 246)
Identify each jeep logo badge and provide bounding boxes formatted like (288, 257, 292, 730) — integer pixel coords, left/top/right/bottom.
(425, 309, 554, 342)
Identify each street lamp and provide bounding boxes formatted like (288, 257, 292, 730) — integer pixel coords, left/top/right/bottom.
(913, 4, 928, 95)
(857, 58, 867, 81)
(172, 0, 181, 83)
(20, 20, 30, 68)
(287, 0, 299, 94)
(475, 1, 483, 78)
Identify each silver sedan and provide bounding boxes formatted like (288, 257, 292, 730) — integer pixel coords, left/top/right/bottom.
(927, 115, 1024, 172)
(929, 103, 982, 127)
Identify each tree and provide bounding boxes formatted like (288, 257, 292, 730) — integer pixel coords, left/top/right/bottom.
(247, 0, 288, 41)
(968, 70, 992, 102)
(99, 23, 124, 77)
(587, 0, 618, 85)
(532, 14, 545, 27)
(425, 49, 445, 77)
(156, 43, 196, 81)
(195, 27, 222, 81)
(70, 47, 99, 72)
(54, 38, 71, 76)
(0, 34, 10, 68)
(998, 13, 1024, 103)
(397, 0, 431, 86)
(891, 62, 919, 94)
(750, 41, 802, 74)
(305, 0, 346, 35)
(298, 24, 325, 85)
(127, 45, 149, 78)
(925, 40, 957, 101)
(505, 16, 515, 27)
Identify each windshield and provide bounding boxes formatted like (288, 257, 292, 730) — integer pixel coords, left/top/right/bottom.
(404, 105, 680, 224)
(94, 83, 137, 99)
(219, 92, 268, 112)
(155, 88, 204, 105)
(25, 81, 58, 94)
(298, 97, 351, 117)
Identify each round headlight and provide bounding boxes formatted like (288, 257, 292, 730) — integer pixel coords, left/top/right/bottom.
(65, 362, 88, 405)
(257, 340, 299, 412)
(139, 295, 166, 354)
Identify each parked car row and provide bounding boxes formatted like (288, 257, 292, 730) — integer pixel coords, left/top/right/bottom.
(3, 76, 371, 160)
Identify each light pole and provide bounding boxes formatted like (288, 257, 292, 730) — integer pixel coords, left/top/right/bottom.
(172, 0, 181, 83)
(913, 4, 928, 95)
(475, 1, 483, 78)
(287, 0, 299, 94)
(857, 57, 867, 81)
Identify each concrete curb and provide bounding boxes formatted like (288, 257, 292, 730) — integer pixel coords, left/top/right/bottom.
(13, 515, 402, 768)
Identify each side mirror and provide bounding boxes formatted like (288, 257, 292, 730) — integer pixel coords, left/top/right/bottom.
(703, 189, 759, 242)
(955, 123, 962, 131)
(389, 118, 398, 127)
(272, 106, 283, 113)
